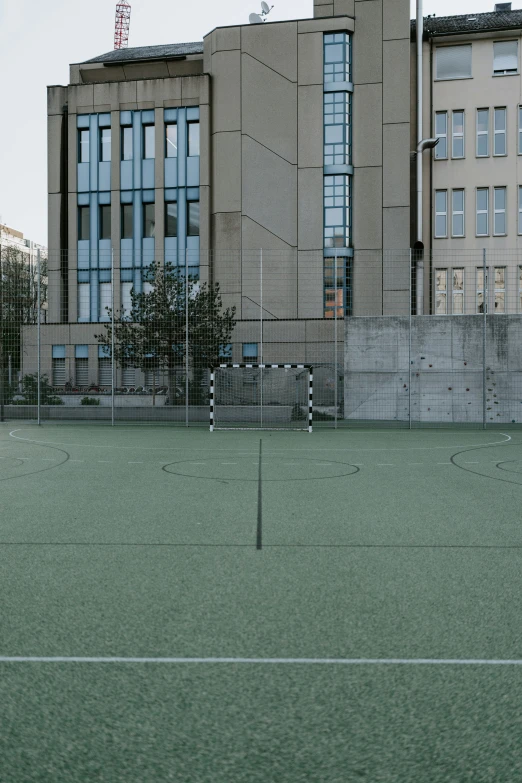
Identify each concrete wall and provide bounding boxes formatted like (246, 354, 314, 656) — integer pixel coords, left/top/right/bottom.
(344, 315, 522, 423)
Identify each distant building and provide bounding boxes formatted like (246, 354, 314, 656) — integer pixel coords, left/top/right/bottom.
(0, 224, 47, 262)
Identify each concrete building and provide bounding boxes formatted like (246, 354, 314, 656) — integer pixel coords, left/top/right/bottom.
(416, 4, 522, 315)
(0, 224, 47, 262)
(33, 0, 412, 389)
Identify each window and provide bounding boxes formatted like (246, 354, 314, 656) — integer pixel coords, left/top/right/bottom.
(98, 357, 112, 387)
(121, 204, 133, 239)
(493, 40, 518, 75)
(79, 129, 89, 163)
(165, 202, 178, 237)
(75, 345, 89, 387)
(519, 187, 522, 234)
(188, 122, 200, 157)
(187, 202, 200, 237)
(242, 343, 258, 363)
(52, 346, 66, 387)
(452, 268, 464, 314)
(434, 190, 448, 238)
(121, 282, 133, 319)
(78, 283, 90, 320)
(434, 112, 447, 159)
(452, 189, 465, 237)
(324, 257, 346, 318)
(452, 111, 465, 158)
(519, 107, 522, 155)
(435, 269, 447, 314)
(165, 124, 177, 158)
(477, 268, 485, 313)
(476, 109, 489, 157)
(99, 283, 112, 321)
(122, 126, 133, 160)
(143, 203, 155, 237)
(99, 205, 111, 240)
(324, 32, 351, 84)
(519, 267, 522, 312)
(494, 267, 506, 313)
(143, 125, 155, 159)
(476, 188, 489, 236)
(100, 128, 111, 162)
(435, 45, 472, 80)
(324, 175, 350, 248)
(122, 366, 135, 386)
(324, 93, 351, 166)
(493, 187, 507, 236)
(78, 206, 90, 241)
(494, 108, 507, 155)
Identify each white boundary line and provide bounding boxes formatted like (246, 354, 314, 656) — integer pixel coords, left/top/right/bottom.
(1, 656, 522, 665)
(7, 429, 513, 453)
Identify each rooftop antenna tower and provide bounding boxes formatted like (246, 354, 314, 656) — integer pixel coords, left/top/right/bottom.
(114, 0, 131, 49)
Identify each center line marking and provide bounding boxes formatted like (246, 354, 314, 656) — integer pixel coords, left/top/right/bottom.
(221, 462, 237, 465)
(128, 462, 143, 464)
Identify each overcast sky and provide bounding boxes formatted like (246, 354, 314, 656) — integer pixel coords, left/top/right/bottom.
(0, 0, 518, 246)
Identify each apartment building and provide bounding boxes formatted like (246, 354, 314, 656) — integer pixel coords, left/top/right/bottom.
(417, 5, 522, 315)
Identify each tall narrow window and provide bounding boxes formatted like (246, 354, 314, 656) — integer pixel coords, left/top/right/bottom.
(323, 93, 351, 166)
(494, 108, 507, 156)
(493, 187, 507, 236)
(435, 111, 448, 159)
(78, 283, 90, 321)
(476, 109, 489, 157)
(143, 125, 155, 159)
(165, 202, 178, 237)
(435, 269, 447, 314)
(188, 122, 200, 157)
(477, 268, 486, 313)
(476, 188, 489, 236)
(324, 257, 345, 318)
(78, 206, 90, 241)
(324, 175, 350, 248)
(493, 40, 518, 75)
(122, 126, 133, 160)
(435, 190, 448, 238)
(165, 124, 177, 158)
(98, 357, 112, 387)
(75, 346, 89, 387)
(79, 129, 89, 163)
(121, 283, 133, 319)
(324, 33, 351, 84)
(52, 346, 66, 387)
(187, 202, 200, 236)
(121, 204, 133, 239)
(494, 267, 506, 313)
(143, 204, 155, 237)
(452, 111, 465, 158)
(100, 128, 111, 162)
(519, 267, 522, 312)
(519, 107, 522, 155)
(452, 189, 465, 237)
(519, 186, 522, 234)
(452, 268, 464, 314)
(99, 205, 111, 240)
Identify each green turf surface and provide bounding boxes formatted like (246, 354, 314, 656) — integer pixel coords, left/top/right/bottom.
(1, 423, 522, 781)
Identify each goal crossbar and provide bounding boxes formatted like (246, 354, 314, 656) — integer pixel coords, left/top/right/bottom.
(210, 364, 313, 432)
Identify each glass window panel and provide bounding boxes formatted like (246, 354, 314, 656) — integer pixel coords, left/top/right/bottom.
(325, 43, 343, 62)
(435, 292, 447, 314)
(121, 204, 133, 239)
(453, 189, 464, 212)
(143, 203, 155, 237)
(435, 269, 447, 291)
(493, 40, 518, 73)
(453, 137, 464, 158)
(453, 111, 464, 133)
(188, 123, 200, 157)
(79, 206, 90, 240)
(78, 284, 90, 320)
(494, 211, 506, 235)
(325, 125, 343, 144)
(122, 126, 133, 160)
(100, 128, 111, 162)
(453, 269, 464, 290)
(477, 268, 484, 289)
(436, 137, 447, 159)
(166, 124, 177, 158)
(477, 189, 488, 212)
(435, 112, 447, 135)
(165, 202, 177, 237)
(495, 267, 505, 286)
(494, 108, 507, 131)
(143, 125, 155, 159)
(494, 187, 506, 210)
(453, 293, 464, 314)
(477, 212, 488, 235)
(494, 133, 506, 155)
(325, 207, 344, 226)
(477, 109, 489, 133)
(187, 202, 200, 236)
(99, 205, 111, 240)
(477, 292, 484, 313)
(519, 106, 522, 154)
(477, 134, 488, 157)
(453, 213, 464, 237)
(435, 191, 447, 212)
(495, 292, 505, 312)
(79, 129, 89, 163)
(435, 214, 447, 237)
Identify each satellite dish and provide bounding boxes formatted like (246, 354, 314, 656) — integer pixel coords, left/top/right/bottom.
(261, 1, 270, 13)
(249, 12, 263, 23)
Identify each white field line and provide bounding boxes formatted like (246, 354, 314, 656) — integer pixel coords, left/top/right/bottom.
(1, 656, 522, 666)
(8, 430, 513, 453)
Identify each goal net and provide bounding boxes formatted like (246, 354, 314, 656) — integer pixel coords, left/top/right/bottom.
(210, 364, 313, 431)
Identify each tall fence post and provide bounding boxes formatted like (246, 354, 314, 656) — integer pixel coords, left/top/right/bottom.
(483, 248, 487, 430)
(260, 248, 263, 429)
(111, 248, 115, 427)
(0, 244, 4, 423)
(334, 251, 338, 430)
(409, 249, 412, 430)
(185, 248, 189, 428)
(37, 249, 41, 426)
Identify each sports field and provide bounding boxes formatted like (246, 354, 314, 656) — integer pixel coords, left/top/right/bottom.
(2, 423, 522, 782)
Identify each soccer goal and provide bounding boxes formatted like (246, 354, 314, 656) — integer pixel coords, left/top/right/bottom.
(210, 364, 313, 432)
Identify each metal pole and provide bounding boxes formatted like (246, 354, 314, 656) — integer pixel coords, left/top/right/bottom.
(37, 249, 41, 426)
(185, 248, 189, 428)
(260, 249, 263, 429)
(483, 248, 487, 430)
(334, 252, 338, 429)
(409, 249, 412, 430)
(111, 248, 115, 427)
(0, 244, 4, 423)
(415, 0, 424, 316)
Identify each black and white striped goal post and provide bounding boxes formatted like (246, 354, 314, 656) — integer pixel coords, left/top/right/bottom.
(210, 364, 313, 432)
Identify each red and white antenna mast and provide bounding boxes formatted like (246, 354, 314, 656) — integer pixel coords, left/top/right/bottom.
(114, 0, 131, 49)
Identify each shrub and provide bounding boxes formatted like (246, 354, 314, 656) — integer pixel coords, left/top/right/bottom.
(80, 396, 100, 406)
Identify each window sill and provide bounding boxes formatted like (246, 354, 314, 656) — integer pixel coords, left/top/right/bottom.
(434, 76, 472, 82)
(493, 72, 519, 77)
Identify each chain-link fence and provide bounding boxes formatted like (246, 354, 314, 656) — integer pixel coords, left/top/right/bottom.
(1, 246, 522, 427)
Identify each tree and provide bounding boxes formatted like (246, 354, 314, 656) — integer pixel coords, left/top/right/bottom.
(95, 261, 236, 404)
